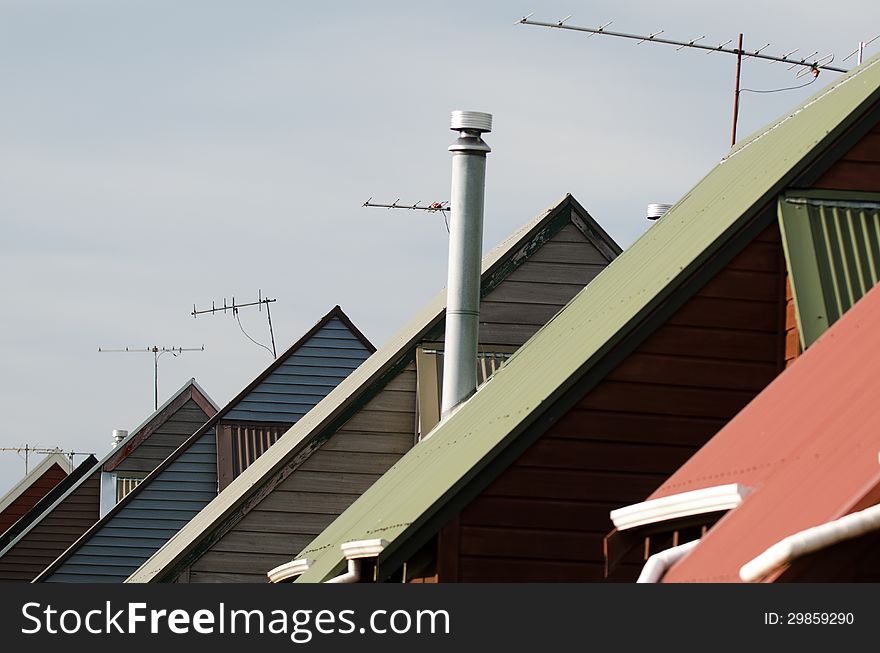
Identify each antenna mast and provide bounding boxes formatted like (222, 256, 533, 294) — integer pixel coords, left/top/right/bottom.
(0, 446, 95, 474)
(98, 345, 205, 411)
(518, 15, 847, 146)
(192, 290, 277, 359)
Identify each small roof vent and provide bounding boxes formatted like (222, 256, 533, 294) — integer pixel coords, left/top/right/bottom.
(450, 110, 492, 133)
(112, 429, 128, 448)
(647, 203, 673, 221)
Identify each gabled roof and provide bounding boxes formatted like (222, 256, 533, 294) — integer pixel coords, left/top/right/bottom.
(0, 378, 213, 567)
(291, 54, 880, 583)
(35, 305, 372, 582)
(0, 455, 98, 552)
(0, 453, 71, 534)
(657, 283, 880, 582)
(127, 193, 621, 582)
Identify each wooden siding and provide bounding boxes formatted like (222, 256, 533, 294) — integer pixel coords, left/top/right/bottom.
(436, 224, 789, 582)
(178, 220, 614, 582)
(784, 277, 800, 367)
(0, 471, 100, 582)
(45, 430, 217, 583)
(814, 123, 880, 192)
(113, 400, 212, 474)
(0, 464, 68, 534)
(224, 318, 372, 423)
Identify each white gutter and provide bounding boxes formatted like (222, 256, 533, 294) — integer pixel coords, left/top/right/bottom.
(324, 539, 388, 584)
(266, 558, 311, 584)
(637, 539, 700, 583)
(611, 483, 751, 531)
(739, 503, 880, 582)
(326, 559, 362, 584)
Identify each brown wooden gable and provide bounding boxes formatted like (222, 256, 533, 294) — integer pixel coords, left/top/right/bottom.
(0, 470, 100, 582)
(0, 463, 68, 535)
(813, 123, 880, 192)
(174, 213, 617, 582)
(429, 222, 789, 582)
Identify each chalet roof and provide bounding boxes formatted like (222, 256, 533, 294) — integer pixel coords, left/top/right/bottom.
(35, 305, 372, 582)
(127, 193, 621, 582)
(0, 378, 213, 561)
(657, 283, 880, 582)
(289, 53, 880, 583)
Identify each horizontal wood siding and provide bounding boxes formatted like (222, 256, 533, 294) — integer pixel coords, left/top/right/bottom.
(478, 224, 610, 346)
(180, 218, 615, 582)
(0, 464, 68, 534)
(784, 277, 800, 367)
(814, 124, 880, 192)
(0, 471, 100, 582)
(45, 430, 217, 583)
(440, 224, 788, 582)
(190, 369, 416, 582)
(114, 400, 212, 474)
(225, 318, 372, 423)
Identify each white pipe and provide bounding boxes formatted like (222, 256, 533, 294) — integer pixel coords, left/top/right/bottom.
(636, 539, 700, 583)
(325, 558, 361, 584)
(441, 110, 492, 418)
(740, 503, 880, 582)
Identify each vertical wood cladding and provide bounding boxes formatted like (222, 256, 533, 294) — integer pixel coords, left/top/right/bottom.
(0, 464, 68, 534)
(182, 220, 615, 582)
(438, 224, 789, 582)
(0, 471, 100, 582)
(814, 124, 880, 192)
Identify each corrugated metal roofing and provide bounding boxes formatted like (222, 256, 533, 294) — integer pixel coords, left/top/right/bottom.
(658, 282, 880, 582)
(289, 54, 880, 583)
(127, 193, 622, 583)
(37, 307, 371, 582)
(779, 190, 880, 347)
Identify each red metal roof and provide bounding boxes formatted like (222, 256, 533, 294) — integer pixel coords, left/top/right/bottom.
(655, 283, 880, 582)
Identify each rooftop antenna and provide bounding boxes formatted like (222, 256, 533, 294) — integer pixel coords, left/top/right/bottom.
(0, 446, 95, 474)
(517, 15, 847, 147)
(362, 198, 451, 233)
(98, 345, 205, 411)
(843, 34, 880, 65)
(192, 290, 277, 359)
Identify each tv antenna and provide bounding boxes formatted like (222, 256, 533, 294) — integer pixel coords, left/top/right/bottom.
(192, 290, 277, 359)
(517, 15, 848, 146)
(843, 34, 880, 66)
(0, 446, 95, 474)
(362, 198, 451, 232)
(98, 345, 205, 411)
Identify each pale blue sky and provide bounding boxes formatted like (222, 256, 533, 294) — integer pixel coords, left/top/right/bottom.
(1, 0, 877, 493)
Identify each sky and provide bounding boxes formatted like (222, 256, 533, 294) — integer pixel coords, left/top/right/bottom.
(1, 0, 878, 496)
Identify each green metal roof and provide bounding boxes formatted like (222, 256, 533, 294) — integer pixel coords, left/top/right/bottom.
(127, 193, 619, 582)
(295, 54, 880, 583)
(779, 189, 880, 348)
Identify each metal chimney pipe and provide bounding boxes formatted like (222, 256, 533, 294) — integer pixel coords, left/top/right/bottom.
(441, 110, 492, 418)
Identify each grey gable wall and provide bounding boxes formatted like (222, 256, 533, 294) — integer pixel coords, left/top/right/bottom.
(42, 316, 372, 582)
(179, 203, 618, 582)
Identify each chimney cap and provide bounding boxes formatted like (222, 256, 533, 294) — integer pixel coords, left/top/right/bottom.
(450, 110, 492, 133)
(647, 203, 673, 220)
